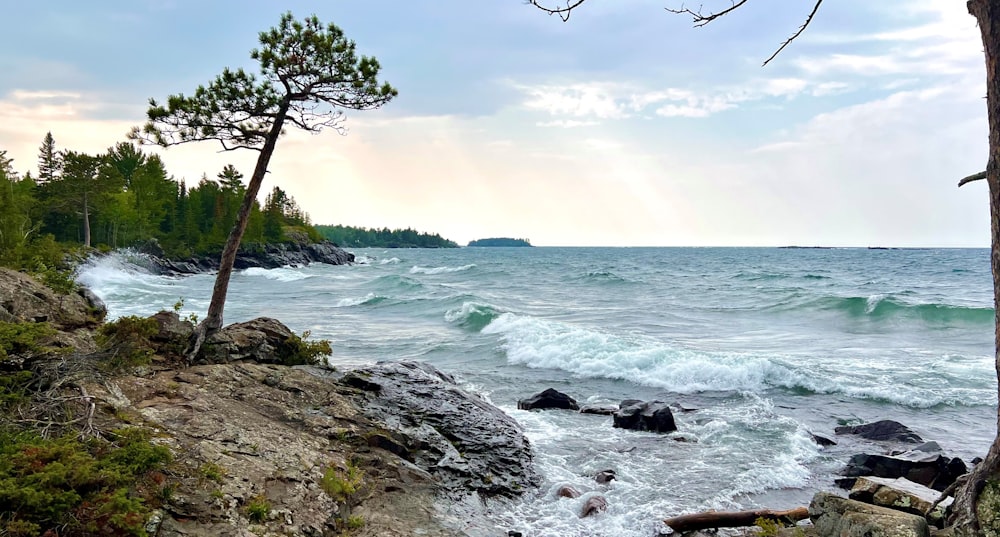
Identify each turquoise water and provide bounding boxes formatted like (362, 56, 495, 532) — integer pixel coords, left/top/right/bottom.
(78, 247, 997, 536)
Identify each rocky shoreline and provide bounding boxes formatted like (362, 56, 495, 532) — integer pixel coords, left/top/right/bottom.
(135, 239, 355, 276)
(0, 266, 983, 537)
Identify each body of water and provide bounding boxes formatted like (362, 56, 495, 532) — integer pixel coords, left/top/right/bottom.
(77, 247, 997, 537)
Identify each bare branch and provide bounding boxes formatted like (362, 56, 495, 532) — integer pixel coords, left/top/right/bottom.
(762, 0, 823, 66)
(959, 170, 988, 187)
(526, 0, 589, 21)
(666, 0, 749, 27)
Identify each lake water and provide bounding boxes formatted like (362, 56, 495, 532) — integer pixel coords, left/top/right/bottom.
(77, 246, 997, 537)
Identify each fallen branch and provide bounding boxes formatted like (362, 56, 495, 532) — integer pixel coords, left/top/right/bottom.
(664, 506, 809, 532)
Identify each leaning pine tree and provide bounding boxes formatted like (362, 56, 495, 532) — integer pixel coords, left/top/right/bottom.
(131, 12, 397, 358)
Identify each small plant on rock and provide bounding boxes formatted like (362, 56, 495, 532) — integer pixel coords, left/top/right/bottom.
(320, 460, 366, 531)
(246, 494, 271, 523)
(279, 330, 332, 366)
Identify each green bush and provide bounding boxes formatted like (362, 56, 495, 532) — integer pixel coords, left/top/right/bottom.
(0, 370, 34, 409)
(97, 315, 159, 370)
(278, 330, 332, 366)
(0, 427, 171, 536)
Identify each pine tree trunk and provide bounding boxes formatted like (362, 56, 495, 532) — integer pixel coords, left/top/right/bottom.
(186, 98, 290, 360)
(83, 191, 91, 248)
(953, 2, 1000, 536)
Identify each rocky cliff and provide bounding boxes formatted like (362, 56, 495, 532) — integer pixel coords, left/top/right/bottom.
(0, 269, 535, 537)
(138, 240, 355, 276)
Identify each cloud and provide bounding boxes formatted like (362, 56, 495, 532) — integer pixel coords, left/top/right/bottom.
(536, 119, 600, 128)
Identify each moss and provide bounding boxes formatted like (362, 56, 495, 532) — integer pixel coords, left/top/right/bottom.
(0, 426, 171, 536)
(977, 479, 1000, 537)
(0, 320, 56, 361)
(198, 462, 226, 483)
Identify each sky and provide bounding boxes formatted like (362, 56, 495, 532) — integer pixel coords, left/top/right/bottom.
(0, 1, 989, 247)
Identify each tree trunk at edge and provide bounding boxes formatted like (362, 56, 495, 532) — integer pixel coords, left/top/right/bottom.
(83, 191, 91, 248)
(185, 98, 290, 361)
(953, 3, 1000, 536)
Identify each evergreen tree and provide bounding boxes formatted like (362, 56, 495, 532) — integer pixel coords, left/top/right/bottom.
(132, 12, 396, 348)
(37, 132, 61, 185)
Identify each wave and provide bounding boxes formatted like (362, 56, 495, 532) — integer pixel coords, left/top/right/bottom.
(240, 267, 311, 282)
(369, 274, 424, 291)
(334, 293, 387, 307)
(409, 264, 476, 275)
(569, 270, 630, 284)
(480, 313, 992, 408)
(814, 295, 993, 324)
(445, 301, 504, 331)
(75, 251, 171, 291)
(379, 257, 401, 265)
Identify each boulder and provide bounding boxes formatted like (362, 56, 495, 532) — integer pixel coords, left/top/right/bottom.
(613, 400, 677, 433)
(0, 268, 99, 330)
(579, 405, 617, 415)
(810, 492, 930, 537)
(849, 476, 952, 526)
(811, 433, 837, 447)
(556, 485, 581, 499)
(840, 451, 967, 492)
(517, 388, 579, 411)
(835, 420, 923, 443)
(341, 361, 538, 498)
(595, 470, 616, 484)
(199, 317, 298, 364)
(580, 495, 608, 518)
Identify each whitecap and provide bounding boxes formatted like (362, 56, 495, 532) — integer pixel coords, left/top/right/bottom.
(409, 264, 476, 275)
(240, 266, 311, 282)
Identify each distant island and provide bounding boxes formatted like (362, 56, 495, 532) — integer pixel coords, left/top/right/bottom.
(467, 237, 533, 247)
(315, 225, 458, 248)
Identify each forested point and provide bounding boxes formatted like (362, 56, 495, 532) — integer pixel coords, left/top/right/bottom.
(467, 237, 533, 247)
(315, 224, 458, 248)
(0, 132, 326, 272)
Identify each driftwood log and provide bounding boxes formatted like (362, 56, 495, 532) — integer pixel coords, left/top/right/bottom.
(663, 507, 809, 532)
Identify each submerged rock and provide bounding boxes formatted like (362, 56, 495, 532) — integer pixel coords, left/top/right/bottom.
(517, 388, 579, 411)
(342, 361, 538, 498)
(579, 405, 617, 415)
(613, 400, 677, 433)
(580, 495, 608, 518)
(835, 420, 923, 444)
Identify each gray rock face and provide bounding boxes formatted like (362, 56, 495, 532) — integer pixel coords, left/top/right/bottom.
(517, 388, 579, 411)
(200, 317, 297, 364)
(147, 240, 355, 276)
(342, 361, 538, 498)
(849, 476, 952, 526)
(613, 400, 677, 433)
(840, 451, 967, 492)
(810, 492, 930, 537)
(835, 420, 924, 443)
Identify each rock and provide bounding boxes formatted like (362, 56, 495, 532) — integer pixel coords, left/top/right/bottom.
(580, 495, 608, 518)
(91, 362, 467, 537)
(517, 388, 579, 411)
(812, 433, 837, 447)
(835, 420, 923, 444)
(150, 311, 194, 343)
(840, 451, 967, 492)
(556, 485, 581, 498)
(810, 492, 930, 537)
(613, 400, 677, 433)
(77, 287, 107, 322)
(0, 268, 99, 330)
(145, 240, 354, 276)
(849, 476, 952, 526)
(342, 361, 538, 498)
(579, 405, 617, 415)
(595, 470, 616, 484)
(199, 317, 298, 364)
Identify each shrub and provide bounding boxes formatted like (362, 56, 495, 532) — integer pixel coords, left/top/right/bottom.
(320, 460, 365, 530)
(278, 330, 332, 366)
(0, 320, 55, 361)
(0, 427, 171, 536)
(97, 315, 159, 370)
